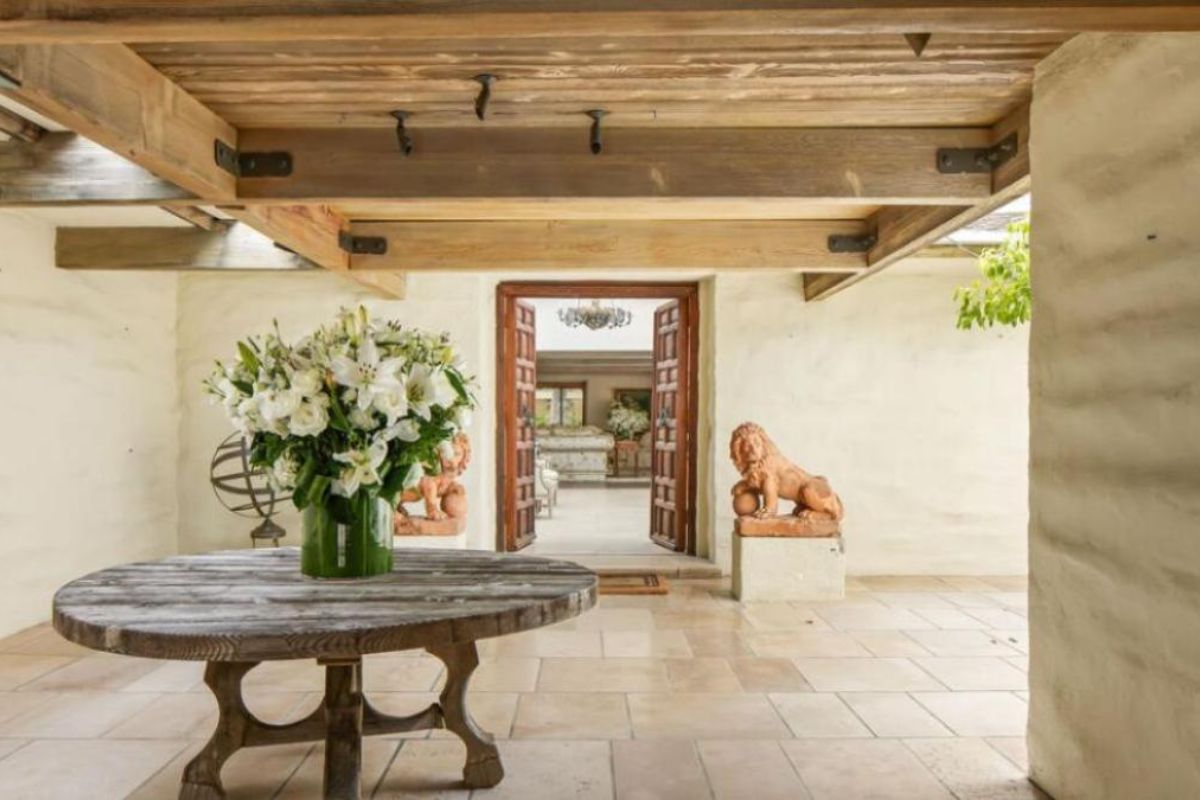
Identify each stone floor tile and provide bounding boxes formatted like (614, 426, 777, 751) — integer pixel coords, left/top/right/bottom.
(0, 692, 56, 726)
(985, 592, 1030, 610)
(744, 630, 872, 658)
(241, 659, 325, 692)
(857, 576, 956, 592)
(428, 693, 518, 741)
(740, 604, 830, 630)
(480, 630, 603, 658)
(1005, 656, 1029, 673)
(0, 738, 27, 760)
(905, 630, 1020, 658)
(941, 592, 1004, 609)
(986, 737, 1029, 772)
(698, 740, 812, 800)
(665, 657, 741, 692)
(470, 658, 541, 693)
(0, 691, 160, 738)
(629, 692, 791, 739)
(613, 739, 711, 800)
(853, 631, 934, 658)
(683, 630, 753, 657)
(573, 608, 656, 631)
(603, 630, 693, 658)
(652, 609, 749, 631)
(537, 657, 670, 693)
(913, 692, 1028, 737)
(871, 592, 957, 610)
(783, 738, 955, 800)
(221, 741, 315, 799)
(0, 625, 92, 657)
(276, 738, 399, 798)
(940, 577, 1005, 593)
(512, 692, 630, 739)
(914, 658, 1028, 691)
(17, 654, 159, 692)
(770, 693, 871, 738)
(905, 737, 1048, 799)
(815, 606, 935, 631)
(914, 608, 992, 629)
(104, 691, 218, 740)
(374, 739, 470, 799)
(993, 630, 1030, 654)
(0, 738, 188, 800)
(125, 740, 206, 800)
(0, 655, 76, 691)
(469, 740, 613, 800)
(794, 658, 945, 692)
(965, 609, 1028, 630)
(839, 692, 954, 738)
(366, 653, 445, 692)
(729, 657, 812, 693)
(119, 660, 204, 693)
(978, 577, 1028, 592)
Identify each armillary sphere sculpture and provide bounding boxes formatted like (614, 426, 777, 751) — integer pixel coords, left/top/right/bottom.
(209, 433, 291, 546)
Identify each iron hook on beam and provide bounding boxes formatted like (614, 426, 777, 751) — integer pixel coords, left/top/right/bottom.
(390, 110, 413, 156)
(473, 74, 497, 121)
(586, 109, 608, 155)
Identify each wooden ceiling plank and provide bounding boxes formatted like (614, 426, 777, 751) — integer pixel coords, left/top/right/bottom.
(0, 102, 43, 142)
(2, 3, 1198, 43)
(161, 205, 231, 231)
(0, 44, 236, 200)
(55, 225, 314, 271)
(344, 219, 869, 272)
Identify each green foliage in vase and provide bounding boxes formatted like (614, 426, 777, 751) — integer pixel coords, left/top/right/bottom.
(955, 219, 1031, 330)
(203, 306, 477, 521)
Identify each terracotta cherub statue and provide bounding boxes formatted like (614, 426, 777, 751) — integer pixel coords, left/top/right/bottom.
(395, 432, 470, 532)
(729, 422, 844, 521)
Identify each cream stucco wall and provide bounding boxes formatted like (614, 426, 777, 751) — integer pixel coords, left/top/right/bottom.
(0, 213, 180, 638)
(1027, 34, 1200, 799)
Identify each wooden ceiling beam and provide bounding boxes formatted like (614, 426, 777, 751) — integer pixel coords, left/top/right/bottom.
(343, 219, 869, 272)
(160, 205, 230, 231)
(0, 102, 42, 142)
(1, 2, 1198, 43)
(56, 225, 316, 271)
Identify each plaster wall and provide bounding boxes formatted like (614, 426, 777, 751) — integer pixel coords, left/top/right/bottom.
(1027, 34, 1200, 799)
(0, 214, 179, 638)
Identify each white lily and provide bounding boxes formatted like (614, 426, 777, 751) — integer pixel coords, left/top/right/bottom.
(348, 406, 379, 431)
(381, 418, 421, 443)
(330, 337, 405, 411)
(373, 385, 410, 427)
(406, 364, 457, 420)
(331, 440, 389, 497)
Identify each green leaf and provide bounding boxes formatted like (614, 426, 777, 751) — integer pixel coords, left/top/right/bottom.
(237, 341, 261, 374)
(445, 369, 470, 404)
(955, 218, 1031, 330)
(327, 390, 352, 433)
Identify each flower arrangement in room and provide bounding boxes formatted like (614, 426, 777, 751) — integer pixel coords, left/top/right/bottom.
(605, 401, 651, 441)
(204, 306, 477, 579)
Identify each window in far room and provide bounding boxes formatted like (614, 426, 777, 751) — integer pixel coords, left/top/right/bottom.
(535, 383, 586, 427)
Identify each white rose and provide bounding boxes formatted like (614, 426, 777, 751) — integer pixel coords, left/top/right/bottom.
(349, 406, 379, 430)
(290, 369, 323, 397)
(381, 418, 421, 443)
(288, 401, 328, 437)
(258, 388, 302, 423)
(373, 388, 409, 426)
(270, 453, 300, 489)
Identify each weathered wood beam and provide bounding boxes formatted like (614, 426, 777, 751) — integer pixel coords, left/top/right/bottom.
(1, 2, 1198, 43)
(0, 132, 192, 204)
(236, 126, 992, 207)
(344, 219, 868, 272)
(0, 102, 42, 142)
(0, 44, 235, 200)
(803, 103, 1030, 301)
(161, 205, 230, 231)
(56, 225, 314, 271)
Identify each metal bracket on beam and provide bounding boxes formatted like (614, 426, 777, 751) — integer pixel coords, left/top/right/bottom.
(214, 139, 293, 177)
(338, 231, 388, 256)
(828, 232, 877, 253)
(937, 132, 1019, 174)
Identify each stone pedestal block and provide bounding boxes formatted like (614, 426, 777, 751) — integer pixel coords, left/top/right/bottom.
(732, 530, 845, 602)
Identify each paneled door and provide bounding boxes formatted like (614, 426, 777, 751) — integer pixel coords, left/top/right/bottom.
(502, 299, 538, 550)
(650, 299, 691, 552)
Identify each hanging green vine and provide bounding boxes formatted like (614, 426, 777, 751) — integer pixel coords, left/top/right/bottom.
(955, 219, 1031, 330)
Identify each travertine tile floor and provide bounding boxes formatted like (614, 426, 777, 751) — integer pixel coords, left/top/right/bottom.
(0, 575, 1046, 800)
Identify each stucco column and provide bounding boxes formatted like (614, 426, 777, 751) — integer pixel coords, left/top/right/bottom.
(1028, 34, 1200, 799)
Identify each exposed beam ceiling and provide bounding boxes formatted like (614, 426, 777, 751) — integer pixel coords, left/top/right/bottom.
(56, 225, 315, 271)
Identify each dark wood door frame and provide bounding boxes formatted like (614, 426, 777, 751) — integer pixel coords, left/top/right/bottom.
(496, 281, 701, 555)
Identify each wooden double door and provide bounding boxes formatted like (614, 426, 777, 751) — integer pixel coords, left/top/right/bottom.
(497, 283, 699, 554)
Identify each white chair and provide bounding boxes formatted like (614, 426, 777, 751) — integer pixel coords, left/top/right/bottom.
(535, 457, 560, 517)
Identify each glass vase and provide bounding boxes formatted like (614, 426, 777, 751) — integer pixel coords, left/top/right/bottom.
(301, 493, 394, 579)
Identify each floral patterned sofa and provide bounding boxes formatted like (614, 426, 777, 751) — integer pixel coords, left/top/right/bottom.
(535, 425, 615, 483)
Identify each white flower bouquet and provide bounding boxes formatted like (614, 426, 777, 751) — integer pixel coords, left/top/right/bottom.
(204, 306, 476, 577)
(606, 402, 651, 441)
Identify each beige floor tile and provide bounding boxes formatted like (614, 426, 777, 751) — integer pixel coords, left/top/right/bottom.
(428, 693, 518, 741)
(683, 630, 752, 657)
(839, 692, 953, 738)
(665, 657, 741, 692)
(994, 630, 1030, 654)
(857, 577, 955, 592)
(469, 658, 541, 692)
(0, 692, 56, 725)
(729, 657, 811, 693)
(985, 592, 1029, 610)
(0, 738, 27, 759)
(374, 739, 469, 799)
(1005, 656, 1029, 673)
(653, 609, 750, 631)
(914, 658, 1028, 691)
(942, 592, 1004, 609)
(125, 740, 206, 800)
(613, 739, 710, 800)
(913, 692, 1028, 737)
(242, 659, 325, 692)
(699, 740, 812, 800)
(978, 577, 1028, 592)
(965, 609, 1028, 630)
(783, 738, 955, 800)
(17, 655, 159, 692)
(470, 740, 613, 800)
(120, 660, 204, 693)
(986, 737, 1029, 772)
(939, 577, 1003, 593)
(603, 630, 693, 658)
(794, 658, 945, 692)
(0, 691, 160, 738)
(914, 608, 992, 629)
(537, 657, 670, 693)
(629, 693, 791, 739)
(479, 630, 603, 658)
(853, 631, 933, 658)
(770, 693, 871, 738)
(906, 737, 1047, 799)
(0, 738, 188, 800)
(871, 592, 956, 610)
(104, 691, 218, 740)
(276, 738, 399, 798)
(222, 741, 315, 799)
(365, 653, 444, 692)
(816, 606, 935, 631)
(0, 655, 76, 690)
(0, 625, 92, 657)
(574, 608, 656, 631)
(744, 630, 872, 658)
(905, 630, 1020, 657)
(512, 692, 629, 739)
(741, 604, 830, 631)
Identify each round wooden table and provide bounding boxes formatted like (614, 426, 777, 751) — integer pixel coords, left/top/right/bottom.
(52, 548, 597, 800)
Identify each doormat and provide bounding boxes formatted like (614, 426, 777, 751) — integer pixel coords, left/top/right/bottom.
(598, 573, 669, 596)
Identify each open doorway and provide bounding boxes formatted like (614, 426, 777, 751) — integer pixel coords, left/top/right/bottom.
(496, 282, 699, 556)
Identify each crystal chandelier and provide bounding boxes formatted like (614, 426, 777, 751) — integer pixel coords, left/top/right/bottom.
(557, 299, 633, 330)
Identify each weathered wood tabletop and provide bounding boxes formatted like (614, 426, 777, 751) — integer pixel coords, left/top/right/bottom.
(52, 548, 597, 800)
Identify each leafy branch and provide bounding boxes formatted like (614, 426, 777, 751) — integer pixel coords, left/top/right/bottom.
(955, 219, 1031, 330)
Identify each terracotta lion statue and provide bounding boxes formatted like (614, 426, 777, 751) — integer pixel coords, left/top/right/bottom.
(396, 432, 470, 522)
(729, 422, 844, 521)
